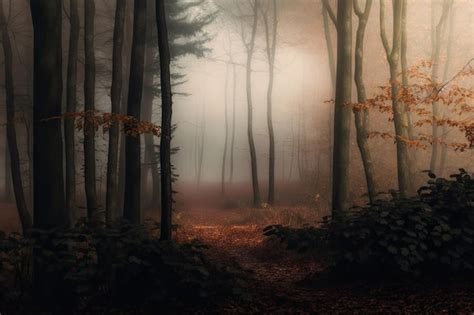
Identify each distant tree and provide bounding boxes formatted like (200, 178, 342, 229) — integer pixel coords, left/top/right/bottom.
(106, 0, 126, 223)
(65, 0, 79, 225)
(84, 0, 100, 224)
(229, 63, 237, 184)
(221, 64, 229, 194)
(332, 0, 352, 215)
(353, 0, 376, 203)
(123, 0, 147, 225)
(0, 0, 32, 232)
(429, 0, 453, 173)
(156, 0, 173, 240)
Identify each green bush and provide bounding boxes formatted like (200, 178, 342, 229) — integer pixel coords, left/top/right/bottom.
(0, 220, 248, 312)
(264, 170, 474, 276)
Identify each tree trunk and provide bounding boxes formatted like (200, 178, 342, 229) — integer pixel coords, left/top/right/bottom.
(221, 64, 229, 194)
(123, 0, 147, 225)
(380, 0, 411, 197)
(263, 0, 278, 205)
(30, 0, 65, 304)
(332, 0, 352, 215)
(106, 0, 126, 224)
(84, 0, 100, 225)
(156, 0, 173, 240)
(438, 1, 455, 175)
(65, 0, 79, 226)
(430, 0, 452, 173)
(197, 107, 205, 186)
(229, 64, 237, 184)
(4, 141, 12, 201)
(353, 0, 376, 203)
(142, 0, 160, 210)
(0, 1, 32, 232)
(245, 1, 261, 207)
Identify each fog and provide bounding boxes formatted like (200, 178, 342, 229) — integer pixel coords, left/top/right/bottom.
(0, 0, 473, 217)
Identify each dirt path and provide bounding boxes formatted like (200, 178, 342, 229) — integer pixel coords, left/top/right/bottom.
(177, 208, 474, 314)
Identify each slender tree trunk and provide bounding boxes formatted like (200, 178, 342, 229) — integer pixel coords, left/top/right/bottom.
(0, 1, 32, 232)
(197, 108, 205, 186)
(64, 0, 79, 226)
(30, 0, 65, 304)
(117, 6, 133, 216)
(229, 64, 237, 184)
(84, 0, 100, 224)
(245, 1, 261, 207)
(263, 0, 278, 205)
(322, 1, 336, 209)
(156, 0, 173, 240)
(332, 0, 352, 215)
(106, 0, 126, 224)
(430, 0, 452, 173)
(142, 0, 160, 210)
(221, 65, 229, 194)
(123, 0, 147, 225)
(4, 141, 12, 201)
(380, 0, 410, 196)
(353, 0, 376, 203)
(438, 2, 455, 175)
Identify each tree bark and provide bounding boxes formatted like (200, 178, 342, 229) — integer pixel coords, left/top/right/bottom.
(123, 0, 147, 225)
(263, 0, 278, 205)
(106, 0, 126, 224)
(353, 0, 376, 203)
(244, 1, 261, 207)
(65, 0, 79, 226)
(332, 0, 352, 215)
(156, 0, 173, 240)
(30, 0, 65, 304)
(0, 1, 32, 232)
(84, 0, 100, 225)
(380, 0, 411, 197)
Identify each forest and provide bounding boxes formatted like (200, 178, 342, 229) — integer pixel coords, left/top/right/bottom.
(0, 0, 473, 313)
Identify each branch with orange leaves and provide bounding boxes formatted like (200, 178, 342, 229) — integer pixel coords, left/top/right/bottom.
(45, 110, 161, 137)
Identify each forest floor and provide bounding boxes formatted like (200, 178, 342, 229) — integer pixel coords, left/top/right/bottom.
(176, 206, 474, 314)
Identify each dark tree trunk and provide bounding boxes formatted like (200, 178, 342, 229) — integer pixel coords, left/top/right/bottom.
(332, 0, 352, 215)
(0, 1, 32, 232)
(263, 0, 278, 205)
(353, 0, 376, 203)
(30, 0, 65, 304)
(156, 0, 173, 240)
(65, 0, 79, 226)
(221, 65, 229, 194)
(84, 0, 100, 224)
(123, 0, 147, 225)
(245, 1, 261, 207)
(106, 0, 126, 224)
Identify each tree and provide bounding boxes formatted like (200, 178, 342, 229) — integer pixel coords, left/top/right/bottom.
(332, 0, 352, 215)
(261, 0, 278, 205)
(156, 0, 173, 240)
(0, 0, 32, 232)
(84, 0, 100, 224)
(242, 0, 261, 207)
(380, 0, 410, 197)
(229, 64, 237, 184)
(429, 0, 453, 173)
(123, 0, 147, 225)
(221, 64, 229, 194)
(353, 0, 376, 203)
(106, 0, 126, 223)
(65, 0, 79, 225)
(30, 0, 65, 304)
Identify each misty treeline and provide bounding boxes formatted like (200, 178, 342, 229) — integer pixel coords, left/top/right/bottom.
(0, 0, 473, 310)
